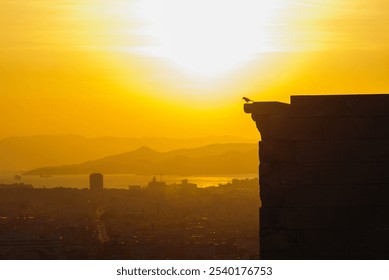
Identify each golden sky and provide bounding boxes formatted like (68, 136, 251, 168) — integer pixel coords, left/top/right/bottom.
(1, 0, 389, 139)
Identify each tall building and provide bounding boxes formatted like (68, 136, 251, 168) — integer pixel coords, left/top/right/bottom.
(245, 94, 389, 259)
(89, 173, 103, 192)
(147, 176, 167, 190)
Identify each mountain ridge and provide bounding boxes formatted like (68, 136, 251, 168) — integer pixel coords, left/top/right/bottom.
(23, 143, 258, 176)
(0, 134, 256, 171)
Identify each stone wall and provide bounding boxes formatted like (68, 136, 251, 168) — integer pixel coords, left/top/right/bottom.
(244, 95, 389, 259)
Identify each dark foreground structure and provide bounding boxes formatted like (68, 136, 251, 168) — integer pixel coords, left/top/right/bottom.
(245, 94, 389, 259)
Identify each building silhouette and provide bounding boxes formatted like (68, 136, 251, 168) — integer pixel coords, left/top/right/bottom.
(89, 173, 103, 192)
(147, 176, 167, 190)
(245, 94, 389, 259)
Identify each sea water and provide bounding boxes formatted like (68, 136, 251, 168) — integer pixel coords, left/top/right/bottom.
(0, 173, 257, 189)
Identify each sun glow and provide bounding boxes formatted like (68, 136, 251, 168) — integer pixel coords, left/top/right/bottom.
(1, 0, 387, 139)
(134, 0, 278, 78)
(73, 0, 333, 89)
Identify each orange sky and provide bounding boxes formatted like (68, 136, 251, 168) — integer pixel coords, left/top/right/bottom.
(1, 0, 389, 139)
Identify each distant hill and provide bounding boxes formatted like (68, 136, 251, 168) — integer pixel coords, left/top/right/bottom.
(23, 143, 258, 176)
(0, 135, 256, 171)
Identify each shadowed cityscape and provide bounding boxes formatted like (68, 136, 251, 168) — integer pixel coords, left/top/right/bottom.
(0, 135, 261, 260)
(0, 177, 259, 259)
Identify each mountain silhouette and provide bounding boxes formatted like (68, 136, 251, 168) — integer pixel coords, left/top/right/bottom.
(23, 144, 258, 176)
(0, 135, 256, 171)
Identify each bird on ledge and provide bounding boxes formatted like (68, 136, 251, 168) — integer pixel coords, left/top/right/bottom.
(242, 97, 254, 103)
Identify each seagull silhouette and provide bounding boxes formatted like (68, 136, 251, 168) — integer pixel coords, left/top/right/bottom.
(242, 97, 254, 103)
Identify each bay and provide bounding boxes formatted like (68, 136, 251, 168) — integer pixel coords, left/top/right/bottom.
(0, 172, 257, 189)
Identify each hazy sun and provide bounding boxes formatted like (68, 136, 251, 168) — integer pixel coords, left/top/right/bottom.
(133, 0, 278, 78)
(74, 0, 317, 96)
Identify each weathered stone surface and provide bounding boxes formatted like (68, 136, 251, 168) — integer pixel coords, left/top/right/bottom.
(375, 207, 389, 229)
(290, 118, 328, 140)
(244, 101, 290, 115)
(296, 140, 350, 162)
(291, 95, 351, 117)
(260, 230, 295, 252)
(247, 103, 291, 141)
(259, 162, 280, 186)
(375, 117, 389, 139)
(254, 116, 292, 141)
(375, 185, 389, 206)
(348, 140, 389, 161)
(260, 115, 295, 141)
(372, 229, 389, 256)
(345, 117, 376, 139)
(319, 162, 375, 184)
(260, 251, 295, 260)
(348, 185, 380, 207)
(280, 163, 320, 185)
(261, 184, 347, 207)
(291, 94, 389, 117)
(374, 162, 389, 184)
(346, 206, 376, 229)
(292, 230, 349, 259)
(259, 141, 295, 162)
(347, 229, 377, 259)
(245, 94, 389, 259)
(291, 117, 375, 140)
(261, 207, 348, 230)
(260, 185, 286, 207)
(261, 229, 350, 259)
(345, 95, 389, 116)
(286, 185, 347, 207)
